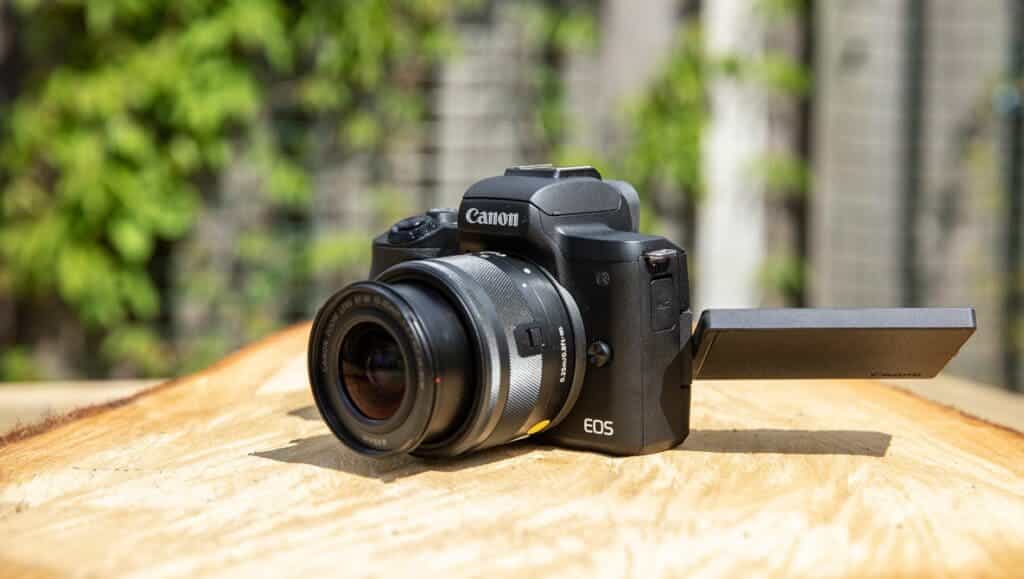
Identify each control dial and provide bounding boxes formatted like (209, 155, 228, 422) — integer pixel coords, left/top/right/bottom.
(387, 209, 455, 244)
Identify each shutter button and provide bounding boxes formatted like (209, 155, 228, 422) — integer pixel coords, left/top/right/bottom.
(427, 208, 457, 225)
(394, 217, 426, 231)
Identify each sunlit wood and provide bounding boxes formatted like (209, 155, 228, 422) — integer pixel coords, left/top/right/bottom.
(1, 324, 1021, 577)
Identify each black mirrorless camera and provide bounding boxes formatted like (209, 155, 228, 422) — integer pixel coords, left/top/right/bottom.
(308, 165, 976, 457)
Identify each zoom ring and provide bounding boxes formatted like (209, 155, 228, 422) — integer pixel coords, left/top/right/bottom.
(443, 254, 543, 444)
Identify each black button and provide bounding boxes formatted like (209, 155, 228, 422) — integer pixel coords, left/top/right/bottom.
(387, 215, 439, 244)
(395, 217, 426, 231)
(587, 341, 613, 367)
(514, 324, 545, 357)
(527, 327, 545, 348)
(427, 208, 457, 225)
(644, 249, 677, 275)
(650, 278, 677, 331)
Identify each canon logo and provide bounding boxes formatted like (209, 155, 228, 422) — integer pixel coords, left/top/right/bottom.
(465, 207, 520, 227)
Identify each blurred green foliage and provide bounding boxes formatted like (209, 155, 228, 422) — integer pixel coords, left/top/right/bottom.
(517, 1, 598, 151)
(621, 24, 706, 234)
(0, 0, 459, 378)
(0, 347, 39, 382)
(0, 0, 816, 380)
(757, 253, 806, 304)
(751, 152, 811, 199)
(618, 2, 811, 300)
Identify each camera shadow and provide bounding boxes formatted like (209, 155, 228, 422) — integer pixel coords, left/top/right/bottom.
(678, 428, 892, 457)
(256, 407, 892, 479)
(251, 406, 542, 481)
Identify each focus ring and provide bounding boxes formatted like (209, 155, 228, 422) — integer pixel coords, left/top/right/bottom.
(444, 254, 543, 445)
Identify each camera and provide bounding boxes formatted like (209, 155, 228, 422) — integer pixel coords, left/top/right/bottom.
(308, 164, 976, 457)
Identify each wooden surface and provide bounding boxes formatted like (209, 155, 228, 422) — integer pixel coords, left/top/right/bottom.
(5, 372, 1023, 437)
(889, 375, 1024, 432)
(0, 380, 161, 434)
(1, 324, 1022, 578)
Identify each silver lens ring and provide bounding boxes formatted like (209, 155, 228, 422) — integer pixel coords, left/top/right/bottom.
(378, 252, 586, 456)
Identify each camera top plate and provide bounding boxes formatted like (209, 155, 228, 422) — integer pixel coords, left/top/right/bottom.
(462, 165, 624, 217)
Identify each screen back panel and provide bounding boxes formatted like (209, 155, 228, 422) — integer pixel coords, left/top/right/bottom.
(692, 308, 976, 380)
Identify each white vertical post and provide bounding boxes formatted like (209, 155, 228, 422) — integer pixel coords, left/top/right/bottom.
(698, 0, 768, 309)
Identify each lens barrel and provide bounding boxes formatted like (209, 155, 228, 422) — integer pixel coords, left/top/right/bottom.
(308, 253, 586, 458)
(308, 281, 475, 455)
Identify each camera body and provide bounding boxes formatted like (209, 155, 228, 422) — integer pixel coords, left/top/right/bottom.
(369, 165, 694, 454)
(311, 163, 974, 459)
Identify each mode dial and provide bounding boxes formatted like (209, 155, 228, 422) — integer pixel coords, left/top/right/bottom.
(387, 214, 440, 244)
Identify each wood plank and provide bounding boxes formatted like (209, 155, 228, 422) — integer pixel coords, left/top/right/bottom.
(0, 380, 161, 435)
(1, 323, 1021, 578)
(887, 375, 1024, 432)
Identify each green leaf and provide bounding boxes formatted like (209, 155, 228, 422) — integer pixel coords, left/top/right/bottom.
(109, 218, 154, 263)
(308, 233, 372, 277)
(0, 347, 41, 381)
(554, 10, 598, 52)
(343, 113, 382, 150)
(169, 136, 202, 172)
(755, 0, 811, 20)
(758, 253, 806, 298)
(107, 117, 153, 161)
(621, 24, 706, 207)
(56, 245, 124, 327)
(101, 325, 173, 376)
(749, 153, 811, 198)
(747, 54, 812, 96)
(120, 270, 160, 319)
(266, 158, 311, 207)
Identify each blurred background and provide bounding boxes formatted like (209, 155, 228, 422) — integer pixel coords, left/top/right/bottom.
(0, 0, 1020, 399)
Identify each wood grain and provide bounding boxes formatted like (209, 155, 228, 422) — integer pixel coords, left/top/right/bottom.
(1, 324, 1022, 578)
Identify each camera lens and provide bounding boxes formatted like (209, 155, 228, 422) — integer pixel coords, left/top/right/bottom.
(340, 324, 407, 421)
(309, 281, 475, 456)
(308, 253, 586, 458)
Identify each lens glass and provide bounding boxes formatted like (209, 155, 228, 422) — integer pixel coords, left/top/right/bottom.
(340, 323, 407, 420)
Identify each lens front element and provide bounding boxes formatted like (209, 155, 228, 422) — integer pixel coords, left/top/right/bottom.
(308, 281, 475, 456)
(340, 324, 407, 421)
